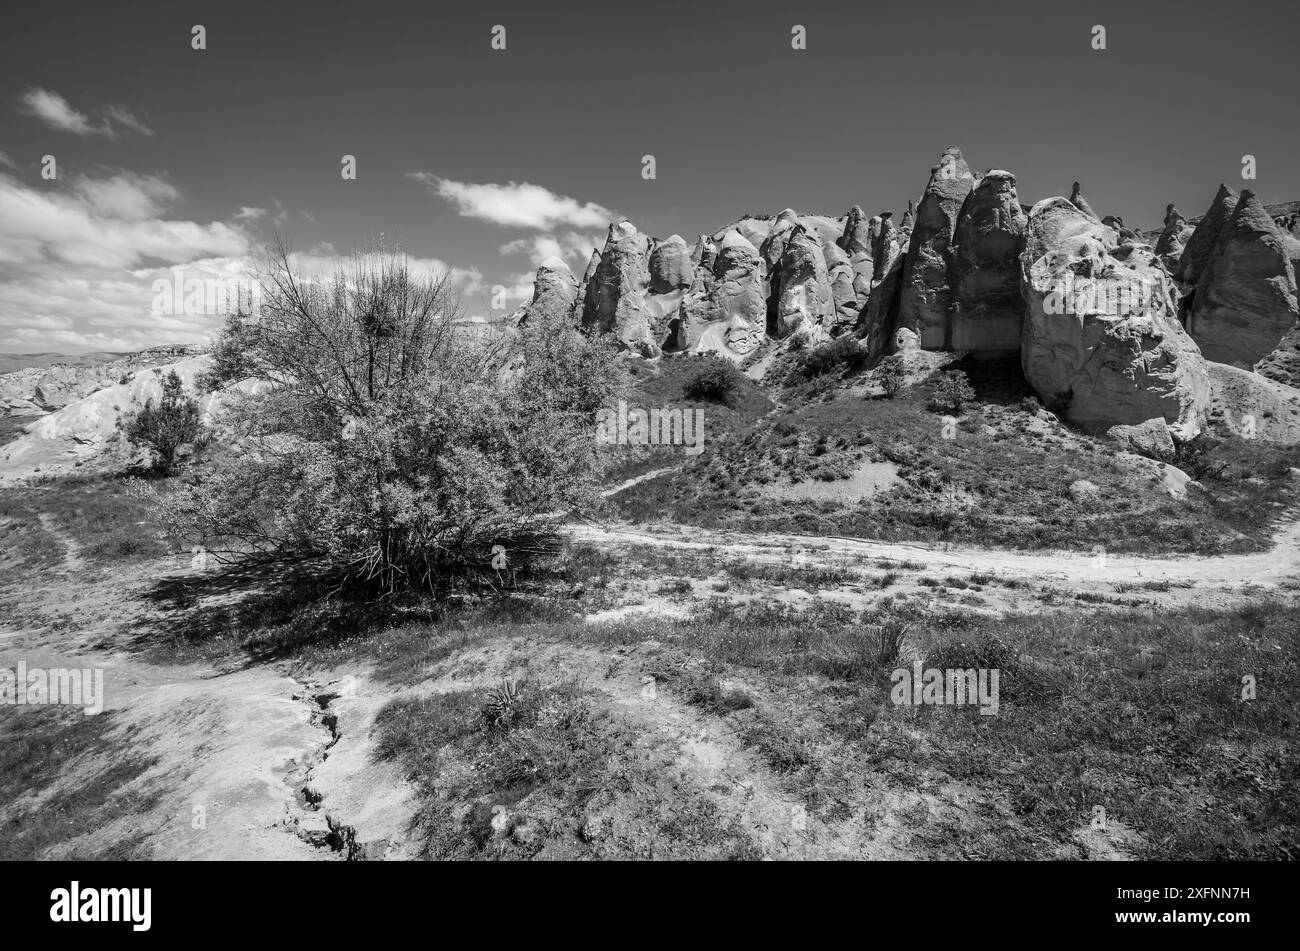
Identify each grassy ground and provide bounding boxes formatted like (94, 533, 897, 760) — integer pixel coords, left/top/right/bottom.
(0, 707, 158, 860)
(0, 475, 180, 576)
(359, 591, 1299, 859)
(599, 354, 774, 485)
(611, 356, 1300, 554)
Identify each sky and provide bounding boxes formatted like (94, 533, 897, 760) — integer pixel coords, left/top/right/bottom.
(0, 0, 1297, 352)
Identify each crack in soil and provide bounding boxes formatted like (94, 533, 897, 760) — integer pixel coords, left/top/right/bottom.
(285, 678, 362, 859)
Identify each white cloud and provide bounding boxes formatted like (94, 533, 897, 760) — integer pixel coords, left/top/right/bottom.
(233, 206, 268, 221)
(500, 230, 601, 274)
(72, 172, 179, 220)
(17, 88, 154, 138)
(0, 171, 246, 269)
(0, 172, 486, 352)
(0, 172, 252, 350)
(283, 247, 483, 295)
(102, 103, 154, 137)
(0, 152, 15, 171)
(409, 172, 617, 231)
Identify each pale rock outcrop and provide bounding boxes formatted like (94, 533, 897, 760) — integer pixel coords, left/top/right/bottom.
(690, 235, 718, 295)
(582, 220, 658, 356)
(1068, 181, 1100, 221)
(871, 212, 901, 281)
(838, 205, 872, 256)
(1205, 361, 1300, 442)
(1020, 197, 1210, 439)
(1105, 418, 1175, 459)
(1154, 204, 1191, 276)
(0, 356, 270, 480)
(0, 346, 204, 418)
(900, 199, 915, 232)
(759, 208, 802, 276)
(1177, 184, 1238, 287)
(841, 207, 877, 296)
(896, 147, 975, 348)
(576, 249, 602, 317)
(648, 234, 695, 294)
(822, 239, 860, 324)
(950, 169, 1027, 351)
(1187, 190, 1299, 370)
(774, 225, 836, 340)
(706, 229, 768, 334)
(523, 257, 578, 319)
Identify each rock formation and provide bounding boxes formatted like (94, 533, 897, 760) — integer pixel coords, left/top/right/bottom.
(895, 147, 975, 348)
(950, 170, 1027, 351)
(1154, 204, 1191, 275)
(0, 346, 205, 418)
(821, 239, 860, 324)
(582, 221, 658, 356)
(838, 205, 872, 256)
(1177, 184, 1238, 287)
(1020, 197, 1209, 441)
(648, 235, 695, 294)
(774, 225, 837, 340)
(1068, 181, 1099, 221)
(0, 355, 268, 480)
(523, 257, 578, 319)
(705, 229, 768, 335)
(1186, 190, 1299, 370)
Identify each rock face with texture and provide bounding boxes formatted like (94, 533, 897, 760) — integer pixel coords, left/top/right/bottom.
(0, 346, 205, 418)
(1068, 181, 1100, 221)
(1020, 197, 1210, 440)
(896, 147, 975, 348)
(1187, 190, 1299, 370)
(648, 235, 694, 294)
(701, 229, 768, 345)
(759, 208, 801, 279)
(1178, 184, 1238, 287)
(523, 257, 578, 319)
(582, 221, 658, 356)
(839, 205, 872, 256)
(821, 239, 860, 324)
(1154, 204, 1191, 276)
(774, 225, 837, 340)
(0, 355, 269, 480)
(1206, 361, 1300, 442)
(950, 170, 1027, 351)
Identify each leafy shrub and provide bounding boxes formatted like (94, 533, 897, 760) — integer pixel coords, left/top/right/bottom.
(927, 371, 977, 415)
(117, 369, 207, 474)
(876, 356, 906, 399)
(153, 244, 623, 596)
(797, 336, 868, 378)
(683, 355, 744, 403)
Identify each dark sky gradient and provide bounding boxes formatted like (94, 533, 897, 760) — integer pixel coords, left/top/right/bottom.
(1, 0, 1297, 349)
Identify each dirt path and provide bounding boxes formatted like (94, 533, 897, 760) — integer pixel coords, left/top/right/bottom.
(36, 511, 86, 574)
(569, 513, 1300, 605)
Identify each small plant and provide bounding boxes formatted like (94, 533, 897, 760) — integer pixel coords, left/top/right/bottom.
(796, 336, 868, 379)
(117, 370, 206, 475)
(927, 371, 977, 415)
(481, 679, 524, 730)
(683, 355, 744, 404)
(1171, 436, 1229, 482)
(876, 357, 906, 399)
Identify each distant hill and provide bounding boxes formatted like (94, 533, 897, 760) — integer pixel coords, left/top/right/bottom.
(0, 351, 132, 374)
